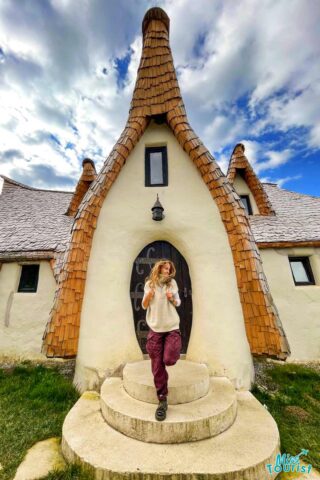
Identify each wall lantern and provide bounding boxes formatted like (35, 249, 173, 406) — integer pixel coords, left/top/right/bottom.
(151, 194, 165, 221)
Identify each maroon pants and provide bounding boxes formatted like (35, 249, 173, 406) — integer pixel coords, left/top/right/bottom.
(146, 328, 182, 401)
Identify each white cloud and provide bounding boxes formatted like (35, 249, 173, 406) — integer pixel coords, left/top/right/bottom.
(267, 85, 320, 148)
(254, 149, 292, 173)
(260, 174, 303, 188)
(204, 114, 246, 152)
(215, 139, 293, 178)
(239, 140, 261, 167)
(0, 0, 149, 189)
(0, 0, 319, 192)
(166, 0, 320, 150)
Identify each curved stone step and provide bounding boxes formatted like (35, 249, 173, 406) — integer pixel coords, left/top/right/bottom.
(100, 376, 237, 443)
(123, 359, 210, 404)
(61, 390, 280, 480)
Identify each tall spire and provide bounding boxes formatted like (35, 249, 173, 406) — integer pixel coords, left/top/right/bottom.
(129, 7, 182, 118)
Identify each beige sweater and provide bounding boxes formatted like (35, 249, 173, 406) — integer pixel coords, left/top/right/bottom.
(141, 278, 181, 332)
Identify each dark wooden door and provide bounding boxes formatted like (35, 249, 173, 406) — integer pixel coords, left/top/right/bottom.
(130, 240, 192, 353)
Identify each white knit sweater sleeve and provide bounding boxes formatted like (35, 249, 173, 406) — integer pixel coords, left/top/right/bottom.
(141, 281, 151, 310)
(173, 290, 181, 307)
(171, 279, 181, 307)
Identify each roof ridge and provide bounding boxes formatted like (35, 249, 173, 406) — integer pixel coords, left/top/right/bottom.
(271, 184, 320, 200)
(0, 174, 73, 194)
(262, 182, 320, 200)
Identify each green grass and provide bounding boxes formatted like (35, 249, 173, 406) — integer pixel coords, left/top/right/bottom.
(37, 464, 94, 480)
(0, 361, 319, 479)
(251, 362, 320, 472)
(0, 361, 93, 480)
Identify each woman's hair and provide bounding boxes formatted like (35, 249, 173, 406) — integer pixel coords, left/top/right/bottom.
(144, 258, 176, 289)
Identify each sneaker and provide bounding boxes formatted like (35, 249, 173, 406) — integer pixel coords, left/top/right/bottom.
(155, 399, 168, 421)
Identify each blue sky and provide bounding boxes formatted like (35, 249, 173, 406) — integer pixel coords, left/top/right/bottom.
(0, 0, 319, 196)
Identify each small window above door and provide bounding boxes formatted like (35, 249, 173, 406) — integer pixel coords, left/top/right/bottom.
(145, 146, 168, 187)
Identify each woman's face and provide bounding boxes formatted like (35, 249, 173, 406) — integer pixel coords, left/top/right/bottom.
(160, 262, 171, 276)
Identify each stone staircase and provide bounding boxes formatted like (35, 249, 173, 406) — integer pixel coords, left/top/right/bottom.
(61, 359, 280, 479)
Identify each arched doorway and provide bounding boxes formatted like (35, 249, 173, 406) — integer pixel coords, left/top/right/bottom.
(130, 240, 192, 354)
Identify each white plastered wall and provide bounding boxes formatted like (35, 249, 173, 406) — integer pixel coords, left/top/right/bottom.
(73, 121, 255, 393)
(259, 247, 320, 360)
(233, 174, 259, 214)
(0, 260, 57, 360)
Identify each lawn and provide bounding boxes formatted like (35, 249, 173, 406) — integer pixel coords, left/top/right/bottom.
(0, 361, 93, 480)
(0, 360, 319, 479)
(252, 361, 320, 474)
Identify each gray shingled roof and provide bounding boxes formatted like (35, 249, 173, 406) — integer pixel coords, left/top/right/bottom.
(0, 175, 73, 256)
(0, 175, 319, 257)
(249, 183, 320, 243)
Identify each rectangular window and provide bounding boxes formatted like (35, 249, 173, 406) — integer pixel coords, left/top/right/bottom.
(240, 194, 253, 215)
(289, 256, 315, 286)
(145, 146, 168, 186)
(17, 264, 40, 292)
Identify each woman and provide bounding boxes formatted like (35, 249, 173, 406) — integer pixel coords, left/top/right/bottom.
(141, 259, 182, 421)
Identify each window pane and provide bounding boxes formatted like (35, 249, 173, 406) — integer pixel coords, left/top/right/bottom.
(18, 265, 39, 292)
(290, 261, 309, 283)
(240, 196, 250, 214)
(150, 151, 163, 184)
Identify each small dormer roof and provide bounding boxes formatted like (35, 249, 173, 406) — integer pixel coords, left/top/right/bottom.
(66, 158, 97, 217)
(227, 143, 276, 216)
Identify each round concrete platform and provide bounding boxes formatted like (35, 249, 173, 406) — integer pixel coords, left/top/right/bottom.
(123, 359, 210, 404)
(100, 376, 238, 443)
(61, 390, 280, 480)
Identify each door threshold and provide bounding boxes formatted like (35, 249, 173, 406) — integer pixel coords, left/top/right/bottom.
(143, 354, 186, 360)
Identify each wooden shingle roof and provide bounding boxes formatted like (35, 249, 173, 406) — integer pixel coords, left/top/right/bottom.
(66, 158, 97, 217)
(226, 144, 320, 247)
(41, 7, 291, 361)
(227, 143, 276, 216)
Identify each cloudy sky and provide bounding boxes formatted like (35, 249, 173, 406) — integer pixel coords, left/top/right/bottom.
(0, 0, 319, 195)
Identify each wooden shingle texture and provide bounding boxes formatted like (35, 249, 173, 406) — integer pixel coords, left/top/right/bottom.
(66, 158, 97, 217)
(41, 7, 291, 360)
(227, 143, 276, 216)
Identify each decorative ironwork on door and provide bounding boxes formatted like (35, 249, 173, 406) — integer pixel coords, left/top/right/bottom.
(130, 241, 192, 354)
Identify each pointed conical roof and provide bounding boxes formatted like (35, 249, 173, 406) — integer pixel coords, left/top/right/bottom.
(66, 158, 97, 216)
(227, 144, 275, 216)
(42, 7, 290, 361)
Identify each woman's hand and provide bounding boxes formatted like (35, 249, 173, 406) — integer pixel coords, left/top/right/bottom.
(166, 291, 176, 305)
(166, 291, 173, 301)
(148, 288, 155, 300)
(142, 288, 155, 309)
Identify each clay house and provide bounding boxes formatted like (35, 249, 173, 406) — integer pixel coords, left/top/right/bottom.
(0, 7, 319, 394)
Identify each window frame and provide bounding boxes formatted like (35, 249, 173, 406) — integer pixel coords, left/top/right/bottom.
(288, 256, 315, 286)
(145, 146, 168, 187)
(17, 264, 40, 293)
(240, 194, 253, 215)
